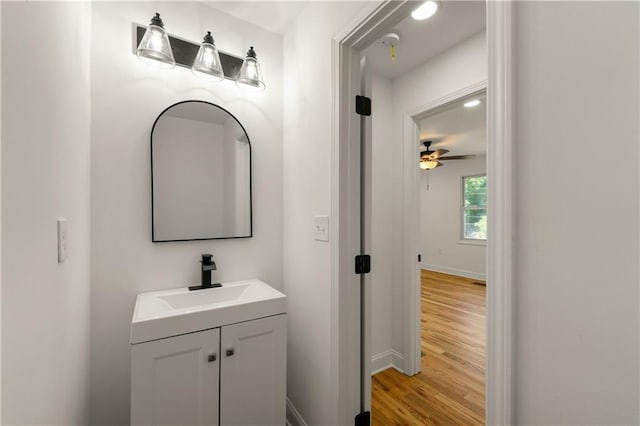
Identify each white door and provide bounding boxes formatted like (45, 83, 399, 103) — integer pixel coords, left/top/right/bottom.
(131, 328, 220, 426)
(220, 315, 286, 426)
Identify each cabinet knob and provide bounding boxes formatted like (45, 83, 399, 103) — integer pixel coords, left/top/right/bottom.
(226, 348, 235, 357)
(208, 353, 217, 362)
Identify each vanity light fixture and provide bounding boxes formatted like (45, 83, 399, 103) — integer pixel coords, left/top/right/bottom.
(411, 1, 439, 21)
(236, 47, 266, 92)
(191, 31, 224, 81)
(464, 99, 481, 108)
(136, 13, 176, 69)
(134, 13, 266, 90)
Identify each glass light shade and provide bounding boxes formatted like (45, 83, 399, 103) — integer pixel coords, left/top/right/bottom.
(236, 47, 266, 92)
(420, 159, 441, 170)
(192, 32, 224, 82)
(136, 14, 175, 69)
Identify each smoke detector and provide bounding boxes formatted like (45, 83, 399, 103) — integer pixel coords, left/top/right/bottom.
(379, 32, 401, 47)
(379, 32, 401, 61)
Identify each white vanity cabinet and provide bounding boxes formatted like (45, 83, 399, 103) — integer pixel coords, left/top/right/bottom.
(220, 314, 286, 425)
(129, 279, 287, 426)
(131, 328, 221, 425)
(131, 314, 286, 426)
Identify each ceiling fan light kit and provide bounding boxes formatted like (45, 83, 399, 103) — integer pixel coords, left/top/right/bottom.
(419, 140, 476, 170)
(420, 160, 442, 170)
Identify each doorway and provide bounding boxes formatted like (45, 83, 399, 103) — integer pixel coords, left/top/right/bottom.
(371, 89, 488, 424)
(332, 1, 514, 424)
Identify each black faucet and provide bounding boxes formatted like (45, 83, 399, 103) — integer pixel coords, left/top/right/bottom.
(188, 254, 222, 291)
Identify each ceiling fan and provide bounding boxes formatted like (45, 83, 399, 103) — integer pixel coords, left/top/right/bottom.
(419, 140, 476, 170)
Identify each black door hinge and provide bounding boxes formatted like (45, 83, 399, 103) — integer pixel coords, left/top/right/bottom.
(355, 95, 371, 116)
(355, 254, 371, 274)
(355, 411, 371, 426)
(418, 254, 422, 262)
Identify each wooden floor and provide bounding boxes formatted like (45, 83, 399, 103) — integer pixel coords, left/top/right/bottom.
(371, 270, 486, 425)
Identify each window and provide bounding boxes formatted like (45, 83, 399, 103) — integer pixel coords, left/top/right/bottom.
(462, 175, 487, 241)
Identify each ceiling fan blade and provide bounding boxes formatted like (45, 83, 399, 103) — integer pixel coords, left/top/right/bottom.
(438, 155, 477, 160)
(430, 149, 450, 159)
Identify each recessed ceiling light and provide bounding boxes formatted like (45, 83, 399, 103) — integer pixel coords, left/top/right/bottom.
(411, 1, 439, 21)
(464, 99, 481, 108)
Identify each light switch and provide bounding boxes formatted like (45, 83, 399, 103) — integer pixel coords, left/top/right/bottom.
(57, 219, 68, 263)
(314, 215, 329, 242)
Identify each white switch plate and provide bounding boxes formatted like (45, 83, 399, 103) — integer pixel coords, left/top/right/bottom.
(57, 219, 68, 263)
(314, 215, 329, 242)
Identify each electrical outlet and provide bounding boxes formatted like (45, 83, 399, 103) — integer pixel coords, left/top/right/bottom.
(314, 215, 329, 242)
(58, 219, 68, 263)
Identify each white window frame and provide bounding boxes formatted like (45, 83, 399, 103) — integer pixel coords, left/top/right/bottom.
(461, 174, 487, 243)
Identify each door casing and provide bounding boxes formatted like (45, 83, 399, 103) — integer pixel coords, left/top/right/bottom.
(402, 81, 488, 377)
(330, 1, 514, 425)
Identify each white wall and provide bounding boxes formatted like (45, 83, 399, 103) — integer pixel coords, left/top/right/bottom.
(90, 3, 283, 424)
(370, 73, 395, 371)
(420, 157, 486, 280)
(514, 2, 639, 424)
(281, 2, 367, 424)
(1, 2, 91, 424)
(388, 31, 487, 358)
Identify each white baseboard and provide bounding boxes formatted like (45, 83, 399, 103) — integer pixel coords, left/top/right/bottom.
(286, 397, 307, 426)
(371, 349, 404, 375)
(421, 263, 486, 281)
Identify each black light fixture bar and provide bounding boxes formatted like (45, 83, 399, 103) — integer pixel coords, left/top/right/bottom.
(135, 25, 244, 80)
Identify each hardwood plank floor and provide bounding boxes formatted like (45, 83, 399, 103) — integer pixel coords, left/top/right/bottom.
(372, 270, 486, 425)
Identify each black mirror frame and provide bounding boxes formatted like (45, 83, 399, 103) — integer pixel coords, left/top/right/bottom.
(150, 100, 253, 242)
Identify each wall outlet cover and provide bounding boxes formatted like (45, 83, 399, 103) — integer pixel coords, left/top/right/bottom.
(314, 215, 329, 242)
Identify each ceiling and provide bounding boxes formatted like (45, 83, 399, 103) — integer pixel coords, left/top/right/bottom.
(202, 2, 485, 79)
(203, 1, 309, 35)
(419, 92, 487, 157)
(363, 1, 486, 80)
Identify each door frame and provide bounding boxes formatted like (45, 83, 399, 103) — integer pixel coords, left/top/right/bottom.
(331, 4, 415, 423)
(331, 1, 514, 425)
(402, 80, 488, 378)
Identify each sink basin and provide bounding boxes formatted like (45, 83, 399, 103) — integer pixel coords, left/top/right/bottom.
(130, 279, 286, 344)
(158, 284, 250, 309)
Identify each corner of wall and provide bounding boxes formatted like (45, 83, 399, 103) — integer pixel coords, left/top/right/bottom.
(286, 398, 308, 426)
(371, 349, 404, 376)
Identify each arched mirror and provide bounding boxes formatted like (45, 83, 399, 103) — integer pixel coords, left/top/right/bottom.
(151, 101, 252, 242)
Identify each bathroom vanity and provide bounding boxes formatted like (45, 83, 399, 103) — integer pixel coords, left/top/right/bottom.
(130, 279, 286, 426)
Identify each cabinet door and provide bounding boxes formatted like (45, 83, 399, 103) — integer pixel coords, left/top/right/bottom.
(220, 314, 286, 426)
(131, 328, 220, 426)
